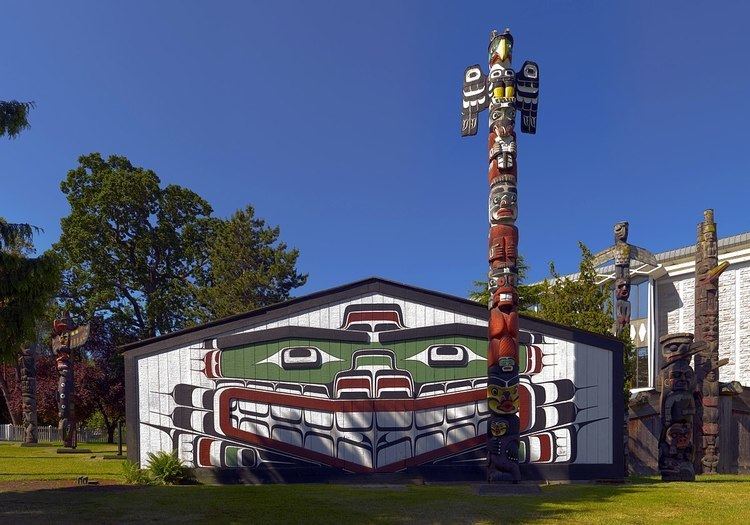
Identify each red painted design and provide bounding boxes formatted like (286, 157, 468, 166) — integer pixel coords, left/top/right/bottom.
(216, 387, 486, 473)
(198, 437, 214, 466)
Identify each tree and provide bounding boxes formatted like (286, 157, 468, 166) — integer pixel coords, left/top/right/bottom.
(199, 206, 307, 319)
(56, 153, 215, 339)
(535, 242, 614, 334)
(527, 242, 636, 392)
(0, 220, 59, 423)
(0, 100, 34, 138)
(469, 254, 543, 313)
(80, 318, 126, 443)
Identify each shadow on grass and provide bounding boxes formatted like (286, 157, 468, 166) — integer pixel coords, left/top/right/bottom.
(0, 478, 685, 524)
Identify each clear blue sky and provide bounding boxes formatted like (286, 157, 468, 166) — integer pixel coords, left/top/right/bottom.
(2, 1, 749, 297)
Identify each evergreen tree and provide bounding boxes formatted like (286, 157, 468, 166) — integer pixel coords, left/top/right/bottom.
(0, 100, 34, 138)
(198, 206, 307, 320)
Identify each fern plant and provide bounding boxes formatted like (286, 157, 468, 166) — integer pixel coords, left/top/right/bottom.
(121, 460, 154, 485)
(146, 450, 190, 485)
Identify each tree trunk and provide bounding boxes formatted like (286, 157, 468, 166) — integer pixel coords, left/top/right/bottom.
(0, 368, 19, 426)
(107, 423, 116, 444)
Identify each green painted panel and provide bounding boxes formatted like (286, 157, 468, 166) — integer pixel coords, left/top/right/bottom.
(219, 336, 488, 383)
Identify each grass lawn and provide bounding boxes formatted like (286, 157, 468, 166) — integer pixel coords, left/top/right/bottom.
(1, 442, 749, 523)
(0, 442, 126, 481)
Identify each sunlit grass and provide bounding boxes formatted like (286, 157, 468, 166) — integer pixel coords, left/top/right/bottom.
(0, 442, 127, 481)
(1, 443, 749, 523)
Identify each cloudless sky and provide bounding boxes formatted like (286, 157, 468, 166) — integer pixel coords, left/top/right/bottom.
(2, 1, 750, 298)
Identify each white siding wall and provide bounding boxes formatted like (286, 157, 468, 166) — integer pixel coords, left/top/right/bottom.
(656, 259, 750, 386)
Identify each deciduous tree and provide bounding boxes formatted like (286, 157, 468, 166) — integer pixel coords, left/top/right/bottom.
(56, 153, 215, 339)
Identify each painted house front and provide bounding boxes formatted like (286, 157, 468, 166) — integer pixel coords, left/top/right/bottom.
(123, 278, 624, 481)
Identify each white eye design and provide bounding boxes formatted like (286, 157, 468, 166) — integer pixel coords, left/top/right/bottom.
(465, 67, 481, 82)
(257, 346, 343, 370)
(406, 345, 485, 368)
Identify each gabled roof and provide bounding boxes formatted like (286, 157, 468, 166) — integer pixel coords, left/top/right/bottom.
(121, 276, 622, 357)
(120, 277, 487, 354)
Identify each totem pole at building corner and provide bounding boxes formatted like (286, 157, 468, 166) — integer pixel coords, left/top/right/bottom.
(461, 27, 539, 482)
(694, 209, 730, 474)
(51, 314, 90, 449)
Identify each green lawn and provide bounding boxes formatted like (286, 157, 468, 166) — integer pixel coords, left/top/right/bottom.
(0, 442, 126, 481)
(1, 442, 749, 524)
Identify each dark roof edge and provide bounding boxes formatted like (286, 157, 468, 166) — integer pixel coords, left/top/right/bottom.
(120, 276, 487, 353)
(120, 276, 622, 358)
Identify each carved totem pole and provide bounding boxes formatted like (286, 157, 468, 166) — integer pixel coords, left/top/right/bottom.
(592, 223, 657, 475)
(461, 27, 539, 482)
(612, 222, 632, 337)
(18, 345, 38, 444)
(694, 209, 729, 473)
(658, 333, 704, 481)
(51, 314, 90, 448)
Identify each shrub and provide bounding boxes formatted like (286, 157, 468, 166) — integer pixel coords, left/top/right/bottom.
(146, 450, 190, 485)
(122, 460, 154, 485)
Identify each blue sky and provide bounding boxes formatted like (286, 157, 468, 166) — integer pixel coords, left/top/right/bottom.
(2, 1, 749, 298)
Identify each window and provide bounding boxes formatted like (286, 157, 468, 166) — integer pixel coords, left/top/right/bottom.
(635, 346, 649, 388)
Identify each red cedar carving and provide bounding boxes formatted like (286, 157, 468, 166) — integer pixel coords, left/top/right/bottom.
(461, 27, 539, 482)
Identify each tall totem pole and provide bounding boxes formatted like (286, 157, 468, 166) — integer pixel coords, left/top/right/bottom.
(694, 209, 729, 473)
(51, 314, 90, 449)
(18, 345, 38, 444)
(461, 28, 539, 482)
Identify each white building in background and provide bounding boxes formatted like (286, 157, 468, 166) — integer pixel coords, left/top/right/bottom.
(591, 230, 750, 390)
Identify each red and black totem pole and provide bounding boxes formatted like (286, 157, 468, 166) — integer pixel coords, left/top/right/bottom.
(694, 209, 729, 474)
(51, 314, 90, 449)
(461, 27, 539, 482)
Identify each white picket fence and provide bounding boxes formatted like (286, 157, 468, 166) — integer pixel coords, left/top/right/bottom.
(0, 424, 109, 443)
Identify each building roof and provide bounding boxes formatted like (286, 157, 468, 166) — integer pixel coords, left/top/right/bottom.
(120, 276, 621, 355)
(655, 230, 750, 265)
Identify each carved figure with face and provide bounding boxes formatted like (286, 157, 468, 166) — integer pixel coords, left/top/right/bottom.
(614, 221, 629, 244)
(488, 265, 517, 296)
(488, 225, 518, 267)
(488, 383, 519, 414)
(488, 28, 514, 66)
(660, 333, 704, 364)
(489, 101, 516, 137)
(490, 417, 509, 437)
(489, 176, 517, 224)
(488, 64, 515, 102)
(665, 423, 692, 450)
(615, 279, 630, 301)
(663, 361, 696, 392)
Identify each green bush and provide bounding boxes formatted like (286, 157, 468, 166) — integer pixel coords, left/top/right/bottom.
(146, 450, 190, 485)
(121, 460, 154, 485)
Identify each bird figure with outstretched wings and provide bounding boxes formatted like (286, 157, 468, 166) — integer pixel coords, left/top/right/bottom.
(461, 28, 539, 137)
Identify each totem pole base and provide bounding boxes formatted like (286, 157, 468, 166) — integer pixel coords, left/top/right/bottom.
(56, 448, 92, 454)
(661, 471, 696, 483)
(475, 483, 542, 496)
